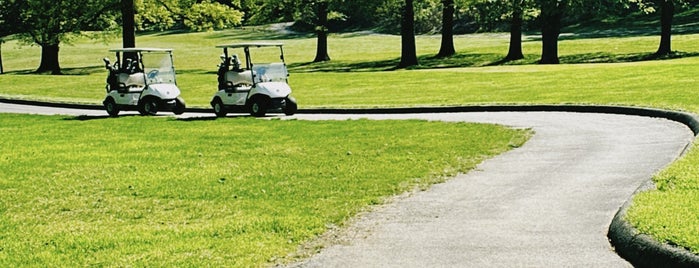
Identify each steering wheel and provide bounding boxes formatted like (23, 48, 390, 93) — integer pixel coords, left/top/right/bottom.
(147, 70, 159, 79)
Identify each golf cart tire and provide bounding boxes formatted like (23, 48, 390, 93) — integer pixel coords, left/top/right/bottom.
(104, 97, 120, 117)
(173, 97, 186, 115)
(250, 95, 269, 117)
(283, 97, 298, 116)
(212, 98, 228, 117)
(140, 97, 159, 116)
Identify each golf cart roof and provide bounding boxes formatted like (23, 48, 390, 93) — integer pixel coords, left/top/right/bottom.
(216, 42, 283, 49)
(109, 48, 173, 53)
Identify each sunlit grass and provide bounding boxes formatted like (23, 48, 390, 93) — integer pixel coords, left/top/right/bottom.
(0, 114, 529, 266)
(2, 29, 699, 110)
(626, 140, 699, 254)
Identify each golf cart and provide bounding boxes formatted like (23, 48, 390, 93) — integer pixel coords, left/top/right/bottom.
(102, 48, 186, 117)
(210, 43, 297, 117)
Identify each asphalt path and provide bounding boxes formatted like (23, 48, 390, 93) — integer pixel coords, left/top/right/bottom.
(0, 103, 694, 267)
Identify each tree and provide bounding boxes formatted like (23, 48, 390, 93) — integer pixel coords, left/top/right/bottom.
(656, 0, 674, 55)
(399, 0, 419, 67)
(246, 0, 297, 25)
(0, 39, 4, 74)
(466, 0, 536, 62)
(0, 0, 24, 74)
(312, 1, 331, 62)
(135, 0, 243, 31)
(184, 1, 244, 31)
(504, 0, 525, 61)
(13, 0, 119, 74)
(538, 0, 565, 64)
(632, 0, 680, 56)
(122, 0, 136, 48)
(437, 0, 456, 57)
(376, 0, 443, 34)
(295, 0, 334, 62)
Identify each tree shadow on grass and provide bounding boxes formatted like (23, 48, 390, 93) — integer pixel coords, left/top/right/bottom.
(4, 65, 105, 76)
(289, 50, 699, 73)
(559, 8, 699, 41)
(63, 114, 139, 121)
(559, 51, 699, 64)
(206, 29, 313, 41)
(176, 69, 216, 75)
(203, 23, 317, 41)
(174, 115, 250, 121)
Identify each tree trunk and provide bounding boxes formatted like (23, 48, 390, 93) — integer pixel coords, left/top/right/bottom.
(36, 43, 62, 74)
(539, 1, 563, 64)
(437, 0, 455, 58)
(0, 41, 4, 74)
(313, 1, 331, 62)
(121, 0, 137, 63)
(504, 0, 524, 61)
(399, 0, 418, 68)
(656, 0, 674, 56)
(122, 0, 136, 49)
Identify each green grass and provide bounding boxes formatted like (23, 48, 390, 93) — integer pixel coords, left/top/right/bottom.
(626, 141, 699, 254)
(0, 114, 529, 266)
(3, 21, 699, 261)
(3, 29, 699, 109)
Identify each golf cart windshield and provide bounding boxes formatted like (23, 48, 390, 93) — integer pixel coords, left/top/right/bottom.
(253, 63, 288, 83)
(142, 52, 176, 85)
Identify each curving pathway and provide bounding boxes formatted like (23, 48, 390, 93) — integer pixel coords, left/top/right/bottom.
(291, 113, 693, 267)
(0, 102, 694, 267)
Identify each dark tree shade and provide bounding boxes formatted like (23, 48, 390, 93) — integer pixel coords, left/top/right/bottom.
(437, 0, 456, 58)
(399, 0, 418, 68)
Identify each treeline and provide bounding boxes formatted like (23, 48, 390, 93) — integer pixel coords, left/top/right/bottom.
(0, 0, 696, 74)
(133, 0, 634, 34)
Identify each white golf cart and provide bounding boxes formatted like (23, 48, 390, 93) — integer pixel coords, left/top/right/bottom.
(210, 43, 297, 117)
(102, 48, 186, 117)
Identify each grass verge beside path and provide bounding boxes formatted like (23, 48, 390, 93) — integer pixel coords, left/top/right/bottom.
(626, 141, 699, 254)
(0, 114, 529, 266)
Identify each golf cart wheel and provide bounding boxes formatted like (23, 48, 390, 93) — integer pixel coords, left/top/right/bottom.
(104, 97, 120, 117)
(283, 97, 298, 116)
(250, 95, 269, 117)
(140, 97, 159, 116)
(212, 98, 227, 117)
(173, 97, 186, 115)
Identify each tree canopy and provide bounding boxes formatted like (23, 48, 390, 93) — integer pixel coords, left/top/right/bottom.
(8, 0, 119, 74)
(136, 0, 244, 31)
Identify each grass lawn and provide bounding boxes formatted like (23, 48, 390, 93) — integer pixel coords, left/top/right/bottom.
(2, 14, 699, 261)
(0, 114, 529, 266)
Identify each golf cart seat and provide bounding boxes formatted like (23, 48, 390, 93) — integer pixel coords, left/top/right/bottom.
(117, 72, 146, 91)
(224, 70, 254, 89)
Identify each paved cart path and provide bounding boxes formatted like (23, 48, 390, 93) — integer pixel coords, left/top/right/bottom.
(0, 103, 694, 267)
(288, 113, 693, 267)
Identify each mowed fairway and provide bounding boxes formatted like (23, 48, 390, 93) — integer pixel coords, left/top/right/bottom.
(0, 114, 529, 266)
(2, 18, 699, 263)
(2, 29, 699, 110)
